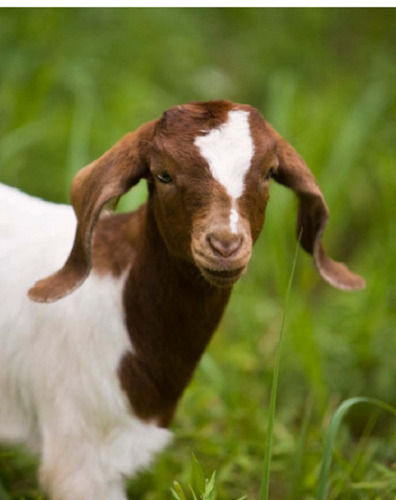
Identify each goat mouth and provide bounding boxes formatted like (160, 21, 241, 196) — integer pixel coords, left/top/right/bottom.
(199, 266, 246, 287)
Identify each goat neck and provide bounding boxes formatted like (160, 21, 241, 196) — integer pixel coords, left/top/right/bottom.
(120, 202, 232, 427)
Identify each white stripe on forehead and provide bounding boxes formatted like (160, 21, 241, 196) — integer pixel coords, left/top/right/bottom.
(194, 110, 254, 199)
(194, 110, 254, 234)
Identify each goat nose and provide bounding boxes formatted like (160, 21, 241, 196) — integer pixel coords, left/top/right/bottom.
(207, 232, 243, 258)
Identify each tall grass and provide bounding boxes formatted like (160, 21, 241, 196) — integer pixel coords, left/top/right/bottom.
(260, 235, 301, 500)
(317, 398, 396, 500)
(1, 8, 396, 500)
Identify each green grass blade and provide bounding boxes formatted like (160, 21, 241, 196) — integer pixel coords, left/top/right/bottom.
(316, 396, 396, 500)
(259, 234, 301, 500)
(188, 485, 200, 500)
(170, 481, 187, 500)
(204, 471, 217, 500)
(330, 408, 379, 499)
(190, 452, 206, 494)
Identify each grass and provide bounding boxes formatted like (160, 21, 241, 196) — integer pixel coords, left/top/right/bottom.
(1, 8, 396, 500)
(260, 233, 301, 500)
(317, 398, 396, 500)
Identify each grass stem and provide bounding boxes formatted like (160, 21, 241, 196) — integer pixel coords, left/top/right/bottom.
(259, 233, 301, 500)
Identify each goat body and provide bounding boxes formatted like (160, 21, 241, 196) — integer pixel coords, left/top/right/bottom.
(0, 185, 171, 499)
(0, 101, 365, 500)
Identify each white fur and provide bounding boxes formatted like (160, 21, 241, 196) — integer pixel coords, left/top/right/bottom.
(229, 206, 239, 234)
(194, 110, 254, 233)
(0, 184, 171, 500)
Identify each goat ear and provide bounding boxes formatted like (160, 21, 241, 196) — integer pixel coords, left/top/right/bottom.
(267, 124, 365, 291)
(28, 120, 157, 303)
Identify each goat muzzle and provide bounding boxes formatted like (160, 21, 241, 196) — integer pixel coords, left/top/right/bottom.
(192, 228, 252, 287)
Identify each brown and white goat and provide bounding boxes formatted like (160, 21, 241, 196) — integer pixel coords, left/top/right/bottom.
(0, 100, 364, 500)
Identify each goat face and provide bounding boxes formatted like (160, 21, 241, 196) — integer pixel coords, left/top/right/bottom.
(29, 100, 365, 304)
(149, 102, 276, 287)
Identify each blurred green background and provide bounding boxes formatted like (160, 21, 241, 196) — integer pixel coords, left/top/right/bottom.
(1, 7, 396, 500)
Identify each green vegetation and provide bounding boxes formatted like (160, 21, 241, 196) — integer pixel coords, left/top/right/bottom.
(1, 8, 396, 499)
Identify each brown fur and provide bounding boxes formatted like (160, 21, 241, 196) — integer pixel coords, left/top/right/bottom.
(28, 100, 365, 426)
(119, 204, 231, 426)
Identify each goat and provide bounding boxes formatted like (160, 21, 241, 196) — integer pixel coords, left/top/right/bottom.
(0, 100, 365, 500)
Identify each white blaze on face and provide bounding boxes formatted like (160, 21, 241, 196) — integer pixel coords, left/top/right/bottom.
(194, 110, 254, 234)
(229, 207, 239, 234)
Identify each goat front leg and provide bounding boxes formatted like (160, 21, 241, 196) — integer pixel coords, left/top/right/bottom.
(39, 432, 127, 500)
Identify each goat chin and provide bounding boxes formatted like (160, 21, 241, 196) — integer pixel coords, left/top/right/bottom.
(199, 267, 246, 287)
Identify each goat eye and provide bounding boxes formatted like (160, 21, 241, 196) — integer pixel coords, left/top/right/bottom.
(156, 171, 173, 184)
(264, 167, 275, 180)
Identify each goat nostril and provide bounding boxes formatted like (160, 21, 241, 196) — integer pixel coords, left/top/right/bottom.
(207, 234, 243, 258)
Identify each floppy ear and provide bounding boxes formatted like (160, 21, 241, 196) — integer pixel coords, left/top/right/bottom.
(267, 124, 365, 291)
(28, 119, 157, 303)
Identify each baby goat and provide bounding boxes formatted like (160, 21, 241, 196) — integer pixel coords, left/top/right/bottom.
(0, 100, 365, 500)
